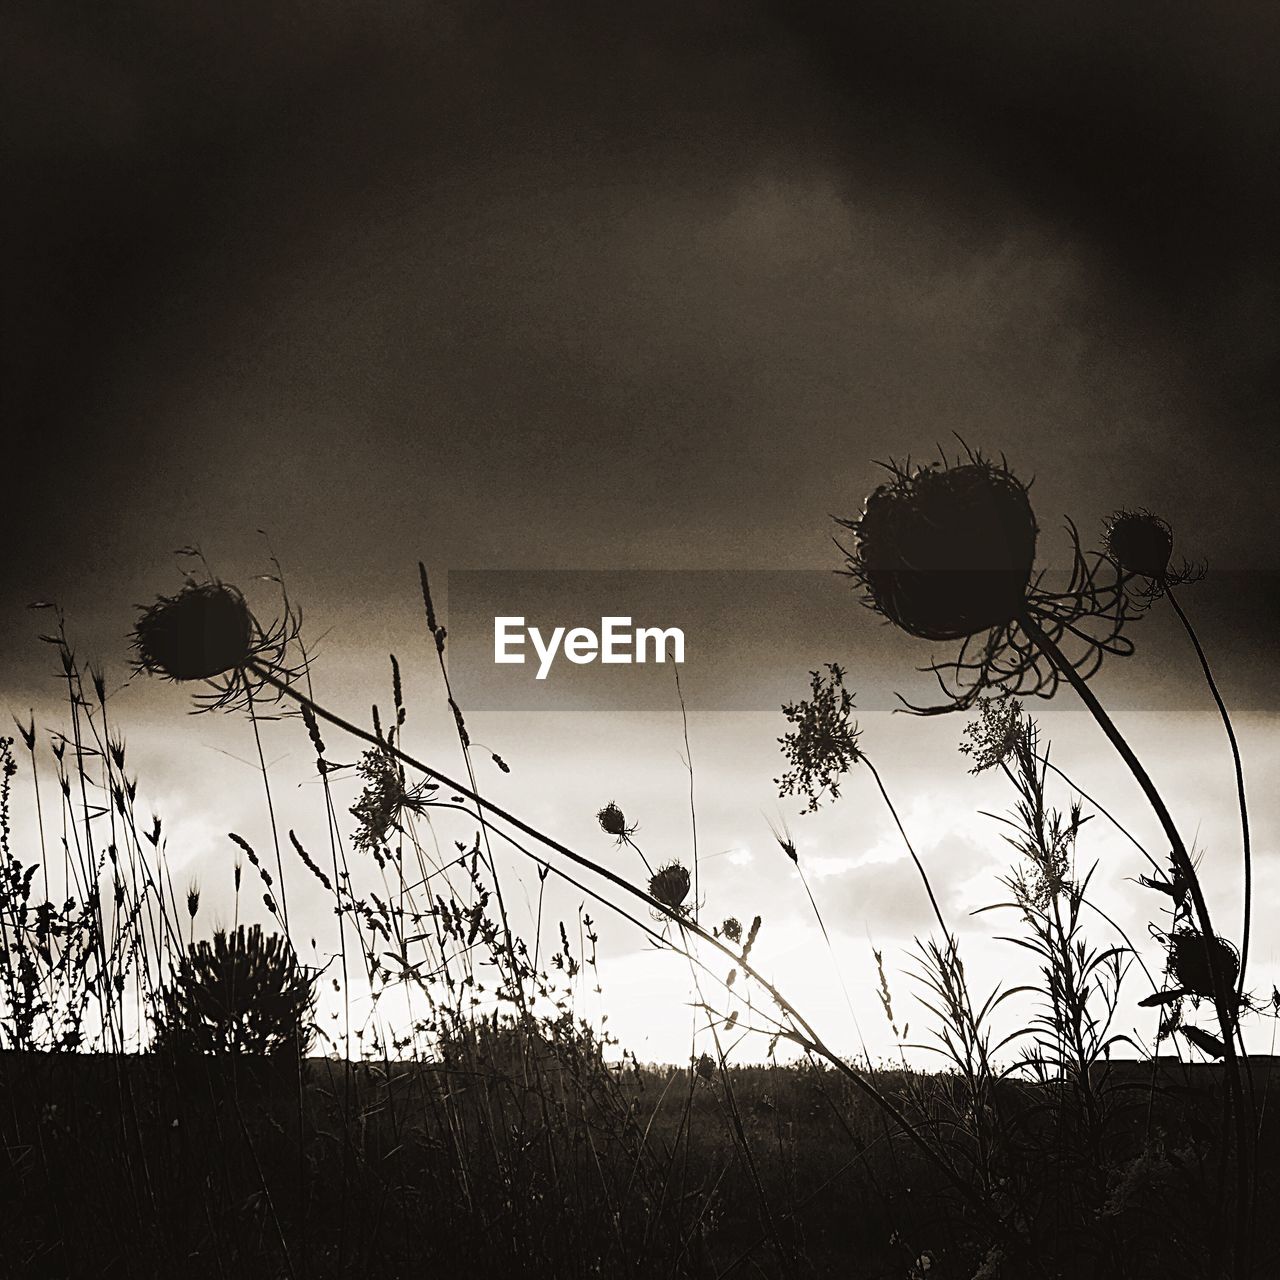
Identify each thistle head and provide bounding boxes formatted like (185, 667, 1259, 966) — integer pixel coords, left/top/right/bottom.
(839, 453, 1038, 641)
(1104, 509, 1173, 581)
(649, 861, 691, 912)
(132, 582, 254, 682)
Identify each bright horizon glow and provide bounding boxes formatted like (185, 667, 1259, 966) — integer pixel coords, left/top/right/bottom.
(4, 677, 1275, 1068)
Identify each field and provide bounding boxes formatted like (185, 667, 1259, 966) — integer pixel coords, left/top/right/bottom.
(5, 1050, 1277, 1279)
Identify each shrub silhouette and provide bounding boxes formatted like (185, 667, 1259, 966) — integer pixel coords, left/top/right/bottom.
(152, 925, 315, 1057)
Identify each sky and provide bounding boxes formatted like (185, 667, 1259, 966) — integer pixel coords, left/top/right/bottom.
(3, 1, 1278, 1063)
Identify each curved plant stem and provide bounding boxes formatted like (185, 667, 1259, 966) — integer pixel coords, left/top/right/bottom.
(1017, 610, 1252, 1277)
(248, 660, 1028, 1257)
(864, 758, 951, 943)
(1165, 586, 1252, 1002)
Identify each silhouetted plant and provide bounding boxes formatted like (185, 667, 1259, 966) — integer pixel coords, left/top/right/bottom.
(131, 575, 305, 712)
(776, 663, 863, 811)
(349, 746, 437, 855)
(152, 924, 315, 1057)
(1103, 508, 1203, 602)
(1105, 505, 1252, 1004)
(836, 446, 1136, 714)
(649, 862, 691, 913)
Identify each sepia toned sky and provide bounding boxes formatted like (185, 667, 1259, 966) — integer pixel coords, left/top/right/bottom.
(3, 1, 1278, 1061)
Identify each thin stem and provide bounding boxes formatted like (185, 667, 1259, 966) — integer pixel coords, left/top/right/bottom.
(1165, 586, 1252, 1002)
(864, 758, 951, 944)
(1038, 755, 1157, 872)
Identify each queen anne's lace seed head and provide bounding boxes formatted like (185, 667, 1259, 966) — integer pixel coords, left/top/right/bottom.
(1168, 929, 1240, 1001)
(836, 446, 1139, 714)
(1104, 509, 1174, 581)
(133, 575, 308, 713)
(844, 456, 1038, 642)
(133, 582, 254, 682)
(596, 801, 634, 842)
(649, 862, 691, 912)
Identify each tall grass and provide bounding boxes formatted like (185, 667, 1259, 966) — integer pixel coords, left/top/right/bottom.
(1, 465, 1274, 1277)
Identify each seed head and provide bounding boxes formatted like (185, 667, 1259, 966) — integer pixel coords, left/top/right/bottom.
(132, 582, 254, 682)
(649, 861, 691, 912)
(720, 916, 743, 944)
(186, 881, 201, 920)
(1104, 510, 1173, 581)
(695, 1051, 715, 1081)
(841, 456, 1038, 641)
(597, 801, 634, 842)
(1168, 930, 1239, 1001)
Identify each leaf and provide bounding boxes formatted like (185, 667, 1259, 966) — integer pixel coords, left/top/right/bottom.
(1179, 1025, 1225, 1059)
(1138, 989, 1187, 1008)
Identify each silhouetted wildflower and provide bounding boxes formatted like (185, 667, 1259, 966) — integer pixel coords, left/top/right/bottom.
(597, 801, 635, 842)
(132, 578, 306, 712)
(350, 749, 438, 852)
(133, 583, 253, 682)
(649, 862, 691, 912)
(837, 446, 1137, 713)
(844, 453, 1037, 641)
(777, 663, 862, 811)
(959, 694, 1026, 773)
(1104, 508, 1204, 602)
(1105, 509, 1173, 580)
(719, 916, 743, 944)
(152, 924, 315, 1057)
(1169, 930, 1240, 1003)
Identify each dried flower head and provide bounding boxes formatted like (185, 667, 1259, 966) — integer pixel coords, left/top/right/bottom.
(843, 455, 1038, 642)
(777, 663, 862, 812)
(649, 861, 691, 912)
(1104, 509, 1173, 580)
(597, 801, 635, 842)
(132, 577, 307, 712)
(720, 916, 743, 944)
(133, 583, 253, 682)
(1168, 929, 1239, 1002)
(695, 1051, 715, 1081)
(1103, 509, 1204, 603)
(836, 446, 1138, 714)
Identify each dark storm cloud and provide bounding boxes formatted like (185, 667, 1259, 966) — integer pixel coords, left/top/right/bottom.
(770, 1, 1280, 413)
(4, 0, 1277, 694)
